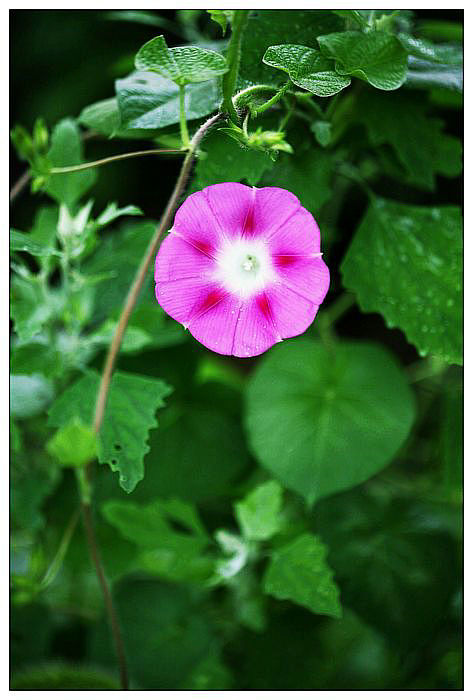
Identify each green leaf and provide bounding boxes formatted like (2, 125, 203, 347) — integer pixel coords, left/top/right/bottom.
(96, 202, 143, 227)
(332, 10, 368, 28)
(10, 275, 57, 343)
(355, 90, 462, 189)
(12, 451, 61, 531)
(82, 219, 154, 322)
(405, 56, 463, 92)
(78, 97, 162, 140)
(47, 417, 97, 468)
(193, 130, 273, 189)
(398, 33, 462, 65)
(318, 31, 408, 90)
(315, 486, 460, 646)
(341, 199, 462, 364)
(10, 374, 54, 419)
(310, 120, 332, 147)
(45, 119, 96, 208)
(87, 320, 153, 355)
(116, 71, 222, 130)
(11, 124, 35, 162)
(103, 498, 213, 582)
(263, 45, 351, 97)
(245, 339, 416, 504)
(48, 370, 172, 492)
(260, 147, 332, 216)
(239, 10, 344, 86)
(10, 229, 58, 257)
(133, 388, 249, 504)
(11, 664, 119, 690)
(135, 35, 227, 85)
(11, 343, 63, 378)
(235, 481, 283, 541)
(90, 579, 216, 689)
(207, 10, 232, 35)
(263, 533, 341, 618)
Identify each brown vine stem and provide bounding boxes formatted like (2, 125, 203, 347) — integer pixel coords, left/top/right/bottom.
(81, 502, 129, 690)
(81, 112, 224, 691)
(10, 169, 31, 203)
(93, 112, 224, 433)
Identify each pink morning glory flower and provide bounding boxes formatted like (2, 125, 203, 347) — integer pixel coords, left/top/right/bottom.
(155, 183, 330, 357)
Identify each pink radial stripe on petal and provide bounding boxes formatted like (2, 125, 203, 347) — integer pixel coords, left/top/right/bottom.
(171, 189, 222, 255)
(263, 283, 323, 339)
(232, 296, 282, 358)
(155, 233, 216, 284)
(188, 293, 241, 356)
(156, 277, 225, 328)
(247, 187, 301, 239)
(203, 182, 255, 239)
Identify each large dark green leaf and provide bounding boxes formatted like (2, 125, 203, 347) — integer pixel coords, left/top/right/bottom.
(318, 31, 408, 90)
(314, 486, 460, 647)
(90, 579, 216, 689)
(48, 370, 172, 492)
(193, 130, 273, 188)
(259, 146, 333, 217)
(245, 339, 416, 504)
(116, 71, 221, 130)
(239, 10, 344, 86)
(133, 386, 250, 504)
(341, 199, 462, 364)
(355, 90, 462, 189)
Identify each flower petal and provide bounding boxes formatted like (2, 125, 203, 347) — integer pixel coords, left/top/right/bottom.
(232, 296, 281, 358)
(203, 182, 255, 239)
(155, 233, 216, 283)
(172, 188, 223, 256)
(246, 187, 301, 239)
(187, 292, 241, 356)
(263, 283, 323, 339)
(275, 255, 330, 304)
(269, 205, 321, 254)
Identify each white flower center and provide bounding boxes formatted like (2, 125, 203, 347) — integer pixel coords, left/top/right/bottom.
(213, 238, 276, 299)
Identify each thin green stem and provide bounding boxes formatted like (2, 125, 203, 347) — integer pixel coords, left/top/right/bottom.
(178, 84, 190, 149)
(253, 81, 292, 116)
(50, 148, 182, 174)
(278, 102, 294, 131)
(222, 10, 250, 122)
(321, 292, 356, 328)
(325, 93, 340, 120)
(233, 84, 281, 109)
(39, 507, 81, 590)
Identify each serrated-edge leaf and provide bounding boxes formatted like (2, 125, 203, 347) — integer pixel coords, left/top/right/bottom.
(48, 370, 172, 492)
(263, 44, 351, 97)
(318, 31, 408, 91)
(263, 533, 342, 618)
